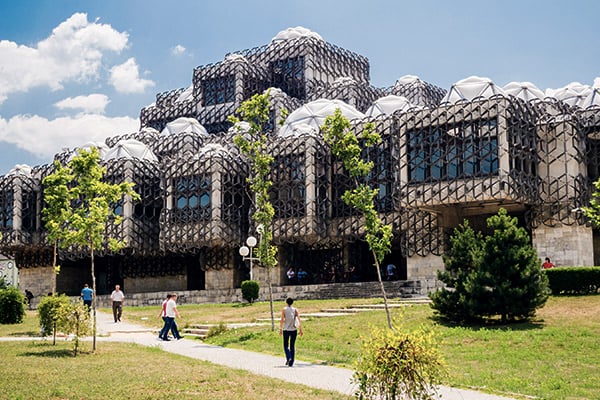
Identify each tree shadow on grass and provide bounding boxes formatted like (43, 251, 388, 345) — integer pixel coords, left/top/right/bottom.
(20, 348, 74, 358)
(7, 330, 39, 337)
(429, 315, 546, 332)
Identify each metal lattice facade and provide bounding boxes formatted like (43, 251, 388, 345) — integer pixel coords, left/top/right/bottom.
(2, 27, 600, 295)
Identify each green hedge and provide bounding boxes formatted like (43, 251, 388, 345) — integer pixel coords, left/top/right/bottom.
(545, 267, 600, 295)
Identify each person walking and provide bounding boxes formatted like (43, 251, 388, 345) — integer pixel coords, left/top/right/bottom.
(158, 294, 178, 340)
(160, 293, 183, 341)
(279, 297, 303, 367)
(110, 284, 125, 323)
(80, 284, 93, 311)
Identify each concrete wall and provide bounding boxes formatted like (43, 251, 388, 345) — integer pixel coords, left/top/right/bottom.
(406, 253, 444, 279)
(532, 224, 594, 266)
(124, 274, 187, 293)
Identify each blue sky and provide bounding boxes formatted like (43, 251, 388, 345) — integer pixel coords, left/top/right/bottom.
(0, 0, 598, 175)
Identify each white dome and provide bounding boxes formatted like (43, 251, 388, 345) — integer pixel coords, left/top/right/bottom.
(103, 139, 158, 162)
(502, 82, 545, 102)
(7, 164, 32, 177)
(279, 99, 364, 137)
(547, 82, 592, 107)
(161, 117, 209, 136)
(394, 75, 421, 86)
(272, 26, 323, 42)
(366, 95, 417, 117)
(68, 142, 110, 161)
(582, 87, 600, 109)
(442, 76, 505, 103)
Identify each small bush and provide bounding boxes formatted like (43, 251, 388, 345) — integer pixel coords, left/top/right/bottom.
(206, 322, 228, 338)
(545, 267, 600, 295)
(353, 324, 445, 400)
(241, 280, 259, 303)
(37, 294, 70, 336)
(0, 287, 26, 324)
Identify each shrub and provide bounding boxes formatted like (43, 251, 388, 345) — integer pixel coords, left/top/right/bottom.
(545, 267, 600, 294)
(37, 294, 70, 337)
(241, 280, 259, 303)
(206, 322, 228, 338)
(56, 300, 92, 356)
(0, 287, 26, 324)
(353, 324, 445, 400)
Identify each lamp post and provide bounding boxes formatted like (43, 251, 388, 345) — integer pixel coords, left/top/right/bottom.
(239, 236, 259, 280)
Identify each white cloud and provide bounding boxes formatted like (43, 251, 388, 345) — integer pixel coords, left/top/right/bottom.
(0, 13, 129, 104)
(54, 94, 110, 114)
(0, 113, 139, 159)
(172, 44, 186, 55)
(109, 58, 155, 94)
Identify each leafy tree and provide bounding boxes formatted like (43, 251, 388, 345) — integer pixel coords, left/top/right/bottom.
(582, 178, 600, 226)
(230, 90, 279, 330)
(60, 148, 139, 350)
(0, 286, 26, 324)
(431, 209, 550, 323)
(42, 160, 74, 294)
(322, 109, 394, 329)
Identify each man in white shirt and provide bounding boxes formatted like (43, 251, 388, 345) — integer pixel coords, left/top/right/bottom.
(160, 294, 183, 341)
(110, 284, 125, 323)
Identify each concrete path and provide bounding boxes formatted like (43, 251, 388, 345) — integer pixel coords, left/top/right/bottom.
(94, 311, 516, 400)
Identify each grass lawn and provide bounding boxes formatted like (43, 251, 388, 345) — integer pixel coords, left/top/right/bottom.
(0, 340, 348, 400)
(1, 295, 599, 399)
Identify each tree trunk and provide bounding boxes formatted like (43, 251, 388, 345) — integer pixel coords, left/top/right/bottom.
(267, 270, 275, 331)
(91, 243, 97, 351)
(373, 253, 393, 330)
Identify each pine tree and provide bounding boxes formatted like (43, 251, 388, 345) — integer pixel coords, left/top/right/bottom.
(431, 209, 549, 323)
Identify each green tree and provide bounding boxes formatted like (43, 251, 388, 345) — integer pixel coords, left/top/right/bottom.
(430, 220, 484, 321)
(582, 178, 600, 226)
(230, 90, 279, 330)
(322, 109, 394, 329)
(431, 209, 550, 323)
(42, 160, 74, 294)
(61, 148, 139, 350)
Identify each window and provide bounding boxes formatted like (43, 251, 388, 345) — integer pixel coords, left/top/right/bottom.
(202, 75, 235, 106)
(271, 153, 306, 218)
(173, 175, 211, 221)
(408, 118, 499, 183)
(270, 56, 306, 100)
(0, 189, 13, 228)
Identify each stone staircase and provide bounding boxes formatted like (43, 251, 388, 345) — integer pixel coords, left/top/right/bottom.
(188, 297, 432, 339)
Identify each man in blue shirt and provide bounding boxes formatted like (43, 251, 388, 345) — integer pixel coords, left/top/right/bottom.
(81, 284, 93, 310)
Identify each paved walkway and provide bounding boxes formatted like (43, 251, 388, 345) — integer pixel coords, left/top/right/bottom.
(93, 311, 516, 400)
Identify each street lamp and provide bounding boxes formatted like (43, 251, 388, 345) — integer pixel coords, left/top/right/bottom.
(239, 235, 259, 280)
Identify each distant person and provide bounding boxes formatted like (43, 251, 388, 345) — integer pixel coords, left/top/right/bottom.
(24, 289, 34, 309)
(80, 284, 93, 310)
(542, 257, 555, 269)
(110, 284, 125, 323)
(297, 268, 308, 284)
(279, 297, 303, 367)
(160, 293, 183, 341)
(386, 263, 397, 280)
(286, 267, 296, 284)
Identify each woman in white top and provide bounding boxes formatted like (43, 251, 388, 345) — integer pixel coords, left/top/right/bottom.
(279, 297, 303, 366)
